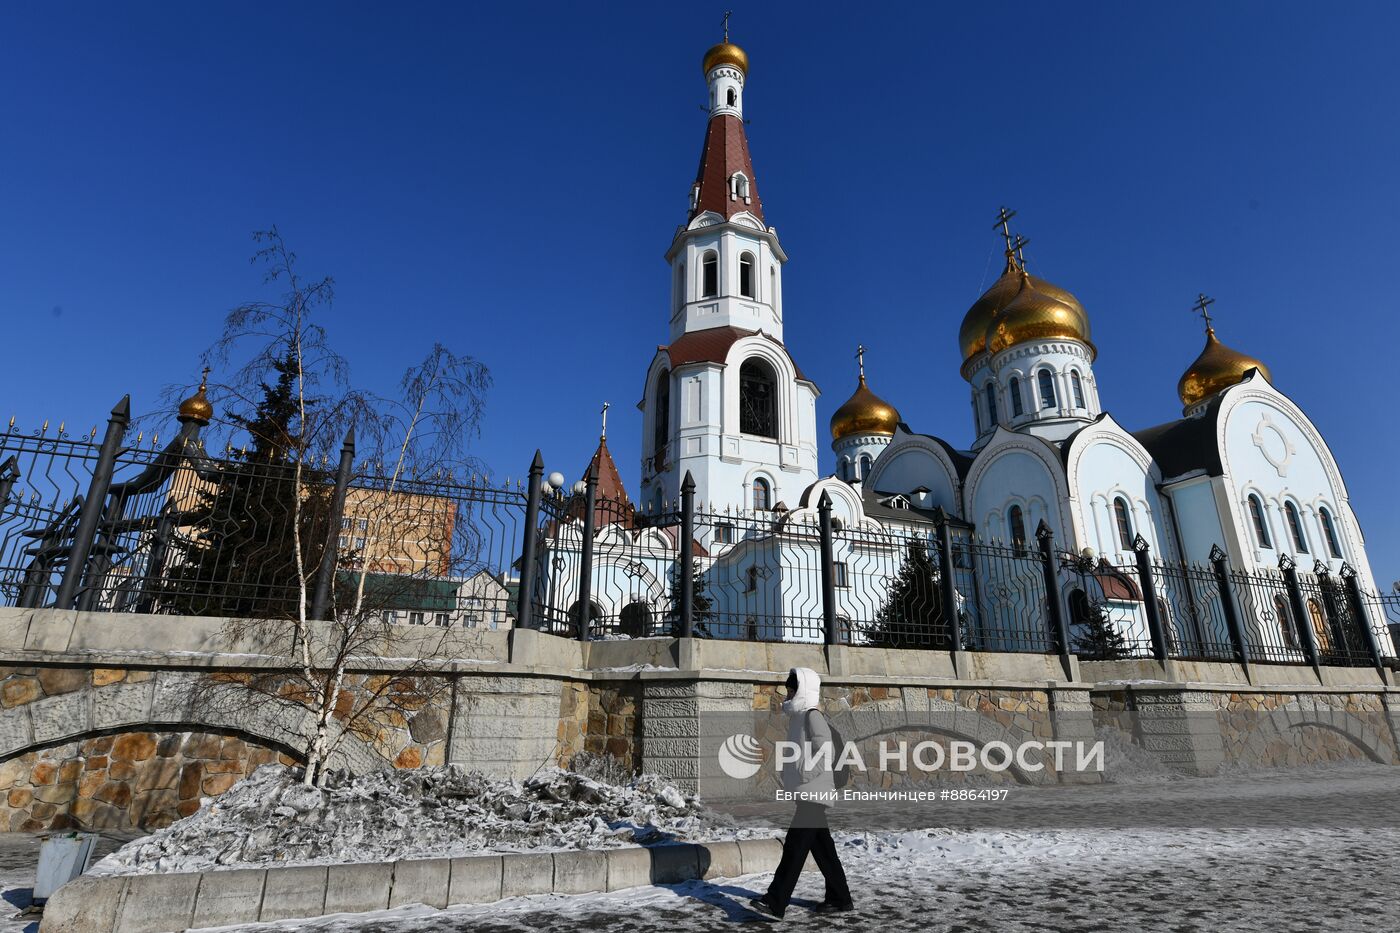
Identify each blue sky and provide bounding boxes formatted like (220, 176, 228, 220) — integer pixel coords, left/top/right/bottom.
(3, 2, 1398, 581)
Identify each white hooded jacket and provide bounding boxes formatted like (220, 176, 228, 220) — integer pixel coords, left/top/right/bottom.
(779, 667, 836, 805)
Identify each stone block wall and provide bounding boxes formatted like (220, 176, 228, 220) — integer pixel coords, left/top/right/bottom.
(0, 730, 296, 832)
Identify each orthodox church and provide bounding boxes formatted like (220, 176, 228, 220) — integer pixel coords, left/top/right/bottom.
(556, 33, 1378, 638)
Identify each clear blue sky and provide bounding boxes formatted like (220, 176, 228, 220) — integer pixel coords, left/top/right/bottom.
(3, 3, 1398, 582)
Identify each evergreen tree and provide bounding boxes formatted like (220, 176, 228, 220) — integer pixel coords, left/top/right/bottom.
(667, 561, 715, 637)
(161, 355, 330, 618)
(1070, 598, 1131, 659)
(869, 541, 949, 648)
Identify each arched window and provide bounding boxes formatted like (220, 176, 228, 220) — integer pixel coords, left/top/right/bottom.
(730, 172, 750, 200)
(858, 453, 872, 479)
(1008, 505, 1027, 553)
(1273, 594, 1297, 649)
(1038, 369, 1057, 409)
(1071, 371, 1086, 409)
(653, 369, 670, 465)
(839, 458, 851, 482)
(1307, 598, 1331, 651)
(984, 383, 998, 426)
(1319, 507, 1342, 558)
(738, 252, 755, 298)
(619, 601, 653, 638)
(701, 250, 718, 297)
(1285, 501, 1308, 553)
(1248, 495, 1272, 548)
(1069, 589, 1091, 627)
(1113, 497, 1134, 551)
(752, 477, 772, 511)
(1009, 377, 1024, 417)
(727, 88, 737, 107)
(675, 262, 685, 311)
(739, 359, 777, 438)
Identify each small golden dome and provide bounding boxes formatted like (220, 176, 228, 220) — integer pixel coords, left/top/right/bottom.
(177, 369, 213, 424)
(1177, 328, 1272, 408)
(985, 271, 1093, 356)
(703, 41, 748, 76)
(830, 375, 900, 441)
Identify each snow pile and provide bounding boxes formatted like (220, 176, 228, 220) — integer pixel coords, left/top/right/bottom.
(94, 764, 763, 876)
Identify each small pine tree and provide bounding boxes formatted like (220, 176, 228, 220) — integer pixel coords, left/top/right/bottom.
(161, 355, 330, 618)
(667, 562, 714, 637)
(1071, 601, 1131, 659)
(869, 541, 949, 648)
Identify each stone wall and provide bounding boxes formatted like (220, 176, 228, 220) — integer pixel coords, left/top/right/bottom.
(0, 730, 296, 832)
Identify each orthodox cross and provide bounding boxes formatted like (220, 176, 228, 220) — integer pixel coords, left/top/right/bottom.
(1012, 234, 1030, 269)
(198, 365, 210, 392)
(993, 206, 1017, 254)
(856, 344, 866, 380)
(600, 401, 610, 441)
(722, 10, 732, 42)
(1192, 293, 1216, 331)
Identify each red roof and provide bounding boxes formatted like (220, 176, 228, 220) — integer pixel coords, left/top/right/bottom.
(689, 114, 763, 223)
(661, 325, 810, 383)
(571, 437, 634, 529)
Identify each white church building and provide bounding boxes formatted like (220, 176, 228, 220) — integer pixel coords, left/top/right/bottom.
(542, 34, 1382, 655)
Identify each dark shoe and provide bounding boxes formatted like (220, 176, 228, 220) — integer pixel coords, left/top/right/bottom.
(749, 896, 785, 919)
(812, 899, 855, 913)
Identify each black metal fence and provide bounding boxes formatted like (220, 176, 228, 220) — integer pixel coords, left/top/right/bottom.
(0, 400, 529, 630)
(2, 401, 1397, 674)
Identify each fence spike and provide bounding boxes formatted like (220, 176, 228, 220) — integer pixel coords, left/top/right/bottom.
(151, 432, 159, 449)
(89, 425, 96, 440)
(57, 421, 64, 436)
(135, 431, 144, 445)
(6, 416, 13, 430)
(41, 420, 48, 435)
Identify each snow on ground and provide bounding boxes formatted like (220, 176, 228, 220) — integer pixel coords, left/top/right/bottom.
(197, 763, 1400, 933)
(93, 765, 767, 876)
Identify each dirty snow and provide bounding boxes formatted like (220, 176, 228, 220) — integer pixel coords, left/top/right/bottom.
(91, 765, 765, 876)
(198, 763, 1400, 933)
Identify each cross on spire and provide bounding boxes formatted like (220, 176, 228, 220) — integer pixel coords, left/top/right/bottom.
(1012, 234, 1030, 270)
(1192, 293, 1216, 332)
(197, 366, 210, 392)
(856, 344, 866, 381)
(993, 206, 1017, 255)
(722, 10, 732, 42)
(600, 401, 610, 441)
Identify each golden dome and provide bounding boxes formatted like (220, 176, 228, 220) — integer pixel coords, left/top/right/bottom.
(703, 41, 748, 76)
(1177, 327, 1272, 408)
(177, 369, 213, 424)
(830, 374, 900, 441)
(959, 259, 1092, 367)
(984, 271, 1093, 356)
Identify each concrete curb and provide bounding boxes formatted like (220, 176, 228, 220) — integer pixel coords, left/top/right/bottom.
(39, 839, 801, 933)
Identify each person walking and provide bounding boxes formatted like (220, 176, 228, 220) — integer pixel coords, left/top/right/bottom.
(750, 666, 854, 919)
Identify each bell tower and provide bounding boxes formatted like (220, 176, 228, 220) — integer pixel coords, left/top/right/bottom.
(638, 31, 819, 516)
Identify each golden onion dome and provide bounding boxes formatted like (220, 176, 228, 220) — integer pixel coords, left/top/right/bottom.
(702, 41, 748, 76)
(959, 259, 1092, 367)
(984, 271, 1093, 356)
(1177, 327, 1272, 408)
(177, 369, 213, 424)
(830, 374, 900, 441)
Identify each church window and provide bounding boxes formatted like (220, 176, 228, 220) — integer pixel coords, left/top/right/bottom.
(746, 566, 760, 592)
(653, 369, 670, 465)
(1071, 370, 1086, 409)
(859, 453, 873, 480)
(675, 263, 685, 310)
(739, 252, 755, 298)
(1008, 505, 1027, 553)
(1038, 369, 1057, 409)
(1274, 594, 1298, 649)
(1009, 377, 1024, 417)
(752, 477, 772, 511)
(701, 251, 718, 297)
(1248, 495, 1272, 548)
(1285, 502, 1308, 553)
(984, 383, 998, 426)
(730, 172, 750, 201)
(839, 458, 850, 482)
(1319, 508, 1342, 558)
(1307, 598, 1332, 651)
(715, 523, 735, 544)
(739, 359, 778, 438)
(834, 561, 849, 588)
(1113, 497, 1134, 551)
(727, 88, 737, 107)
